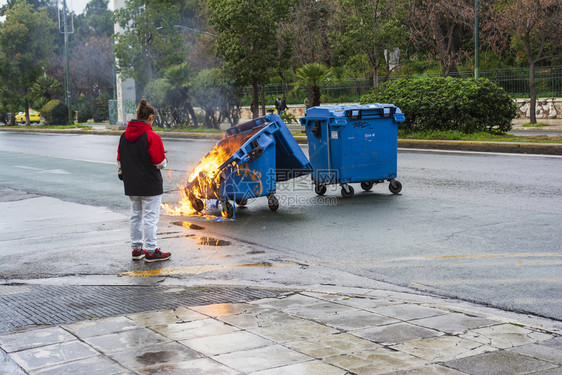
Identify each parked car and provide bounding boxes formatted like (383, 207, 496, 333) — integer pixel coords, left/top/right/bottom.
(15, 110, 40, 124)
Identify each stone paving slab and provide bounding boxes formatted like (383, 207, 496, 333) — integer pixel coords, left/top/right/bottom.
(31, 355, 131, 375)
(369, 304, 449, 321)
(509, 343, 562, 365)
(391, 335, 496, 362)
(136, 357, 239, 375)
(351, 322, 443, 345)
(107, 341, 202, 371)
(213, 344, 312, 373)
(411, 313, 499, 335)
(324, 348, 428, 374)
(309, 309, 400, 331)
(284, 333, 381, 358)
(180, 330, 273, 356)
(250, 360, 346, 375)
(460, 323, 553, 349)
(443, 350, 559, 375)
(9, 340, 100, 372)
(1, 287, 561, 374)
(151, 318, 239, 341)
(0, 326, 75, 353)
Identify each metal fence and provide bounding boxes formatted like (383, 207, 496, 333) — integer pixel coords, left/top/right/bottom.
(246, 65, 562, 105)
(387, 65, 562, 98)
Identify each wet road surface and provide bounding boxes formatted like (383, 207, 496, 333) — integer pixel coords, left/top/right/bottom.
(0, 131, 560, 319)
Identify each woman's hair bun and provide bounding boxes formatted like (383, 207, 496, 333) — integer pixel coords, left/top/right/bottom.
(136, 99, 154, 121)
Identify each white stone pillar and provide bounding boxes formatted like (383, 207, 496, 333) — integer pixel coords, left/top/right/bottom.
(114, 0, 136, 126)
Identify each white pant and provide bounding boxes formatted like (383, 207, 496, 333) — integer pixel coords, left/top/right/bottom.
(129, 195, 162, 252)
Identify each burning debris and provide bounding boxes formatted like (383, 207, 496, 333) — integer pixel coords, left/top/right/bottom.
(163, 115, 313, 219)
(163, 130, 260, 217)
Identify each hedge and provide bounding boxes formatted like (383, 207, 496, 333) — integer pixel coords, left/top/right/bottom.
(41, 100, 69, 125)
(360, 77, 517, 133)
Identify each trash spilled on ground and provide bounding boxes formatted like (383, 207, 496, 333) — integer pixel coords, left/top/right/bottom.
(163, 114, 313, 218)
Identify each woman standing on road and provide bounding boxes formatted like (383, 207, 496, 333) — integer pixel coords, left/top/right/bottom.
(117, 99, 171, 263)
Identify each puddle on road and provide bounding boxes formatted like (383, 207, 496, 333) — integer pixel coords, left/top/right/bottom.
(169, 221, 230, 246)
(161, 233, 231, 246)
(195, 236, 230, 246)
(171, 221, 205, 230)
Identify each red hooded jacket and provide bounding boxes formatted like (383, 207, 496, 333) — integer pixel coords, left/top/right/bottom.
(117, 120, 166, 196)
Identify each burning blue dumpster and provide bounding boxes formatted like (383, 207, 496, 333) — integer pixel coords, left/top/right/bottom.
(184, 115, 313, 218)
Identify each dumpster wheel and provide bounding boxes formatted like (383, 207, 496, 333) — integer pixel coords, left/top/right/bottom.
(221, 201, 234, 218)
(235, 198, 248, 206)
(360, 181, 374, 191)
(389, 179, 402, 195)
(267, 194, 279, 212)
(314, 184, 327, 196)
(191, 197, 204, 213)
(341, 184, 355, 198)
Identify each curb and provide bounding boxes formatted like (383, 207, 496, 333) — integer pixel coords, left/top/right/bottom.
(396, 139, 562, 155)
(1, 127, 561, 155)
(294, 136, 562, 155)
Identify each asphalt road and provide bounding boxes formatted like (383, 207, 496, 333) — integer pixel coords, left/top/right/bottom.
(0, 131, 561, 320)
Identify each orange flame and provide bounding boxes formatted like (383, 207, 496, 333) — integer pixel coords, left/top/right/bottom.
(162, 130, 260, 216)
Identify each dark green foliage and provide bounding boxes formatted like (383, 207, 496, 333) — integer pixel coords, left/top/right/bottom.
(77, 100, 93, 123)
(41, 100, 69, 125)
(77, 104, 92, 123)
(361, 77, 517, 133)
(93, 93, 109, 122)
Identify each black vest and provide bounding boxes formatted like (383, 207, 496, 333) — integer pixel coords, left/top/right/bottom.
(119, 133, 163, 196)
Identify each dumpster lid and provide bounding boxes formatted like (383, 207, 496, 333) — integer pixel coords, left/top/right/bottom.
(221, 115, 312, 180)
(303, 103, 402, 119)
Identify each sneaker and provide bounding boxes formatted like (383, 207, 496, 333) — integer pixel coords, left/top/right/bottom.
(132, 247, 145, 260)
(144, 249, 171, 263)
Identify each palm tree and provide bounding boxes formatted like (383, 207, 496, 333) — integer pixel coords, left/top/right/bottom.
(293, 63, 335, 107)
(31, 75, 61, 111)
(162, 63, 198, 127)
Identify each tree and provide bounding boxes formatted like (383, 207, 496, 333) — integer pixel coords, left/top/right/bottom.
(405, 0, 474, 76)
(208, 0, 287, 118)
(293, 62, 334, 107)
(31, 74, 61, 110)
(74, 0, 113, 40)
(484, 0, 562, 124)
(278, 0, 332, 67)
(0, 0, 19, 16)
(113, 0, 185, 95)
(0, 2, 56, 125)
(331, 0, 408, 86)
(1, 0, 54, 16)
(162, 62, 197, 127)
(191, 68, 238, 128)
(144, 63, 198, 128)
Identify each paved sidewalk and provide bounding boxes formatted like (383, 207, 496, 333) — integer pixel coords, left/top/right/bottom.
(1, 283, 561, 374)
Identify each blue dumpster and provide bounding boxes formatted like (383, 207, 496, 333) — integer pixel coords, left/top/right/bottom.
(300, 103, 405, 198)
(187, 114, 312, 217)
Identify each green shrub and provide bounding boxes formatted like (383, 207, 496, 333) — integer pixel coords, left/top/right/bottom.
(93, 106, 108, 122)
(360, 77, 517, 133)
(77, 102, 93, 123)
(41, 100, 69, 125)
(280, 111, 297, 124)
(93, 93, 109, 122)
